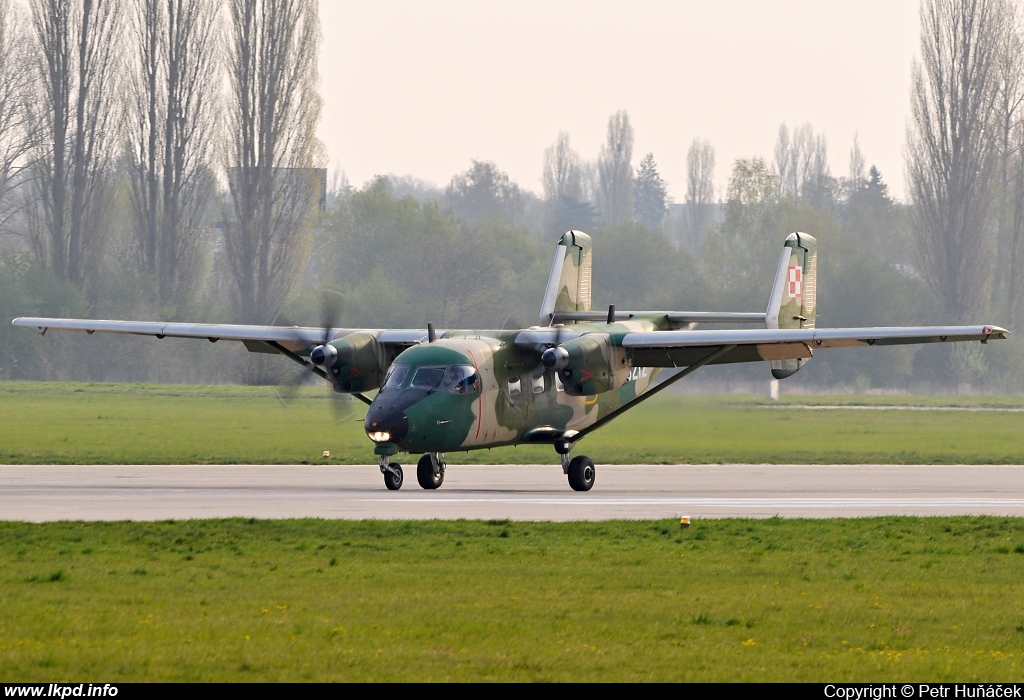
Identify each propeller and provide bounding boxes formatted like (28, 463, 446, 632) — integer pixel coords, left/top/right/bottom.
(528, 320, 576, 381)
(272, 289, 361, 422)
(529, 331, 570, 380)
(536, 345, 570, 378)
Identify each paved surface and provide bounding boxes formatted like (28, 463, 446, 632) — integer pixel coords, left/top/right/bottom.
(3, 464, 1024, 521)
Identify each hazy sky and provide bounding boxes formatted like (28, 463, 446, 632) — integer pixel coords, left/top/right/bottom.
(320, 0, 921, 201)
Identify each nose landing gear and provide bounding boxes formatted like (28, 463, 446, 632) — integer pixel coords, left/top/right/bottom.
(379, 455, 404, 490)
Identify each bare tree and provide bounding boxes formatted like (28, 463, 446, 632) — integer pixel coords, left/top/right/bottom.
(542, 131, 592, 234)
(26, 0, 122, 286)
(999, 2, 1024, 328)
(0, 0, 32, 244)
(991, 0, 1024, 323)
(127, 0, 219, 310)
(1005, 119, 1024, 327)
(774, 122, 832, 207)
(223, 0, 323, 324)
(542, 131, 582, 205)
(684, 137, 715, 247)
(848, 134, 866, 188)
(906, 0, 1005, 319)
(597, 110, 634, 225)
(579, 159, 599, 205)
(774, 124, 790, 200)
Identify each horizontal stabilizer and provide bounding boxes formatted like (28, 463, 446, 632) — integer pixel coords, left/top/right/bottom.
(552, 310, 766, 325)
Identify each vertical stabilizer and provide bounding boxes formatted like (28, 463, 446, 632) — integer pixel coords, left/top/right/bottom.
(766, 232, 817, 378)
(539, 231, 593, 326)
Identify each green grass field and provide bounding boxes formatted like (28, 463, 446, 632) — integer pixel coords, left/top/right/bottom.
(2, 517, 1023, 681)
(3, 381, 1024, 465)
(4, 381, 1024, 681)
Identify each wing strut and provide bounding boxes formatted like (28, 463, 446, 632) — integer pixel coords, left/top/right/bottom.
(571, 344, 737, 442)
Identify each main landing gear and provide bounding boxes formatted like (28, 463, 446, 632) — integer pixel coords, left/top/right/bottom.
(555, 440, 595, 492)
(379, 453, 446, 490)
(416, 453, 446, 490)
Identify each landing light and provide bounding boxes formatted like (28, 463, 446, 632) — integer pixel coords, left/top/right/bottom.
(367, 431, 391, 443)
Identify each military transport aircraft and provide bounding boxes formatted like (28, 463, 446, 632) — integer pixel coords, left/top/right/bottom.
(13, 231, 1008, 492)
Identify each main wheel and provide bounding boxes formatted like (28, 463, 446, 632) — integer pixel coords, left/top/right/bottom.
(383, 463, 403, 490)
(416, 454, 445, 490)
(567, 455, 595, 491)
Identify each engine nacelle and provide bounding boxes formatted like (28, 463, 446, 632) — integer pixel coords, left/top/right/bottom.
(313, 332, 383, 392)
(550, 335, 630, 396)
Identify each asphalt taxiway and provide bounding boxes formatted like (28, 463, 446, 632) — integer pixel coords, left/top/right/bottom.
(3, 463, 1024, 521)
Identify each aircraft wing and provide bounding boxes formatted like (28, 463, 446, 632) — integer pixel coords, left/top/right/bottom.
(621, 325, 1008, 367)
(10, 317, 432, 356)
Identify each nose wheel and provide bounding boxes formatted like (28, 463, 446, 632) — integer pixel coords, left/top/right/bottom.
(380, 455, 404, 490)
(416, 453, 446, 489)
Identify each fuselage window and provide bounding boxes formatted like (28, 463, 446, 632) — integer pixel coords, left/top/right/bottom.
(554, 374, 564, 392)
(508, 375, 522, 397)
(531, 374, 545, 394)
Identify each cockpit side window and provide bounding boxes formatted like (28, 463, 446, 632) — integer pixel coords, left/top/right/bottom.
(440, 364, 478, 395)
(382, 364, 409, 391)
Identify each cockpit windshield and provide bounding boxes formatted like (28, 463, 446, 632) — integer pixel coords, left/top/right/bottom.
(380, 363, 478, 395)
(410, 366, 446, 390)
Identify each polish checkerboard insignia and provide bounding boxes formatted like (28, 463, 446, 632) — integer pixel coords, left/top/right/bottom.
(788, 266, 802, 297)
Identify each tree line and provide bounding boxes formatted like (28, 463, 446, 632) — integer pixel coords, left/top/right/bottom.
(0, 0, 1021, 393)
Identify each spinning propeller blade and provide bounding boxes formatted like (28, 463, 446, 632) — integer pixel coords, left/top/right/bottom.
(273, 289, 359, 421)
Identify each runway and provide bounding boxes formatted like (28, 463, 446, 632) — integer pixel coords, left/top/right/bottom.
(3, 463, 1024, 521)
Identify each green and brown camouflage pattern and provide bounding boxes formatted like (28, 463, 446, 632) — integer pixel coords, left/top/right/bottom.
(539, 230, 592, 324)
(372, 318, 671, 455)
(329, 331, 383, 392)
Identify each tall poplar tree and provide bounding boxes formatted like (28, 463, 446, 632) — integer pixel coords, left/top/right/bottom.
(224, 0, 323, 325)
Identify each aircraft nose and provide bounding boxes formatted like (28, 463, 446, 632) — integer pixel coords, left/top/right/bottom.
(364, 400, 410, 444)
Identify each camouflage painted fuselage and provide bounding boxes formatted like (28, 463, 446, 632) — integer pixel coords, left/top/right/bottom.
(363, 317, 672, 455)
